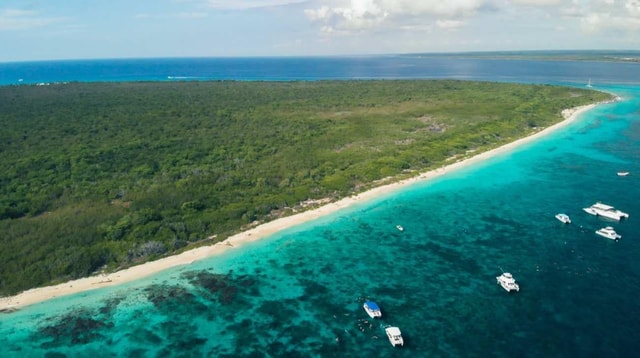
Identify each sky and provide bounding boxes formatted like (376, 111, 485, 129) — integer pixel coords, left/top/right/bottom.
(1, 0, 639, 62)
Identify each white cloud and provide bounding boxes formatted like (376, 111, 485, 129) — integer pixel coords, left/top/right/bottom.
(581, 10, 640, 33)
(305, 0, 486, 33)
(206, 0, 308, 10)
(569, 0, 640, 34)
(377, 0, 486, 17)
(0, 8, 62, 31)
(626, 0, 640, 16)
(305, 0, 640, 42)
(580, 12, 608, 33)
(511, 0, 562, 5)
(305, 1, 389, 32)
(436, 19, 465, 29)
(135, 12, 209, 19)
(175, 12, 209, 18)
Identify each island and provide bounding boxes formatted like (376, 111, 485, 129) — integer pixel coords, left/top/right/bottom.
(0, 80, 613, 304)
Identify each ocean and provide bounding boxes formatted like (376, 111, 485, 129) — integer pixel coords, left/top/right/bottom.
(2, 55, 640, 85)
(0, 56, 639, 357)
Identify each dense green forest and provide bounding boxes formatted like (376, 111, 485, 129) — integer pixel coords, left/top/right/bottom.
(0, 80, 612, 295)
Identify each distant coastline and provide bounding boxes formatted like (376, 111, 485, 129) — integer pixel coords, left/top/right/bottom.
(0, 100, 609, 312)
(399, 50, 640, 63)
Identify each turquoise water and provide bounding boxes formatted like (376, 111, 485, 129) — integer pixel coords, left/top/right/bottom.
(0, 84, 638, 357)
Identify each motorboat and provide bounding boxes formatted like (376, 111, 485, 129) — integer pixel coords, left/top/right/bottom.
(396, 225, 404, 232)
(496, 272, 520, 292)
(555, 213, 571, 224)
(617, 172, 629, 177)
(595, 226, 621, 241)
(363, 301, 382, 318)
(582, 202, 629, 221)
(384, 325, 404, 347)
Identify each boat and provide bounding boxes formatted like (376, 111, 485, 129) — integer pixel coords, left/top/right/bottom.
(496, 272, 520, 292)
(384, 325, 404, 347)
(586, 78, 593, 88)
(617, 172, 630, 176)
(363, 301, 382, 318)
(582, 202, 629, 221)
(595, 226, 621, 240)
(555, 213, 571, 224)
(396, 225, 404, 232)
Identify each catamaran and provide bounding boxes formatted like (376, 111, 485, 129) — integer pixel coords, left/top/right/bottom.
(583, 202, 629, 221)
(496, 272, 520, 292)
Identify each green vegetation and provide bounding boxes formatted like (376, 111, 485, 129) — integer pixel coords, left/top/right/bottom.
(0, 80, 612, 295)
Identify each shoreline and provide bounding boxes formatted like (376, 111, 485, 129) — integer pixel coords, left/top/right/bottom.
(0, 102, 602, 312)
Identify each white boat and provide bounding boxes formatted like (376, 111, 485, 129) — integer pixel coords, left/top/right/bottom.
(555, 213, 571, 224)
(595, 226, 621, 240)
(363, 301, 382, 318)
(496, 272, 520, 292)
(583, 202, 629, 221)
(617, 172, 629, 177)
(384, 325, 404, 347)
(586, 78, 593, 88)
(396, 225, 404, 232)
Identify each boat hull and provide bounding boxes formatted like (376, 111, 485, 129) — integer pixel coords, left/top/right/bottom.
(385, 326, 404, 347)
(555, 214, 571, 224)
(595, 228, 621, 240)
(363, 302, 382, 318)
(496, 273, 520, 292)
(583, 204, 629, 221)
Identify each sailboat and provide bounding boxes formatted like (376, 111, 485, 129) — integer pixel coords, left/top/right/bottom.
(586, 78, 593, 88)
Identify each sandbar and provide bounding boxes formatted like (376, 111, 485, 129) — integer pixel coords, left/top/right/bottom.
(0, 101, 606, 312)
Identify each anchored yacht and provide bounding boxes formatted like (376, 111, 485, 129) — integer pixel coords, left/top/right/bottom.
(583, 202, 629, 221)
(555, 213, 571, 224)
(363, 301, 382, 318)
(595, 226, 621, 241)
(496, 272, 520, 292)
(384, 325, 404, 347)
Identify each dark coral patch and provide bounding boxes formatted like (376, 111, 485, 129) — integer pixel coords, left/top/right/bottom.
(183, 270, 259, 305)
(98, 296, 126, 315)
(144, 284, 197, 309)
(37, 309, 113, 348)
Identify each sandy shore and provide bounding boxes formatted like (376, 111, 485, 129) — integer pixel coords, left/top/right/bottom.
(0, 102, 601, 312)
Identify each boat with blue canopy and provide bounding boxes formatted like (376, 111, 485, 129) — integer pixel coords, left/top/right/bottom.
(363, 301, 382, 318)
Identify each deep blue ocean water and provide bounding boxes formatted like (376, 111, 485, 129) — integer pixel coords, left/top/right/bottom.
(0, 57, 639, 357)
(2, 56, 640, 85)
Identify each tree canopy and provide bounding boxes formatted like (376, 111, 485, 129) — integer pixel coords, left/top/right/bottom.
(0, 80, 612, 295)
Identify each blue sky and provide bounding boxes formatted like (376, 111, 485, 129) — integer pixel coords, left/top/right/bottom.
(1, 0, 639, 62)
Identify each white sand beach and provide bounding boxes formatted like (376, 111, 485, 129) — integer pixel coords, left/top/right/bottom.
(0, 102, 601, 311)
